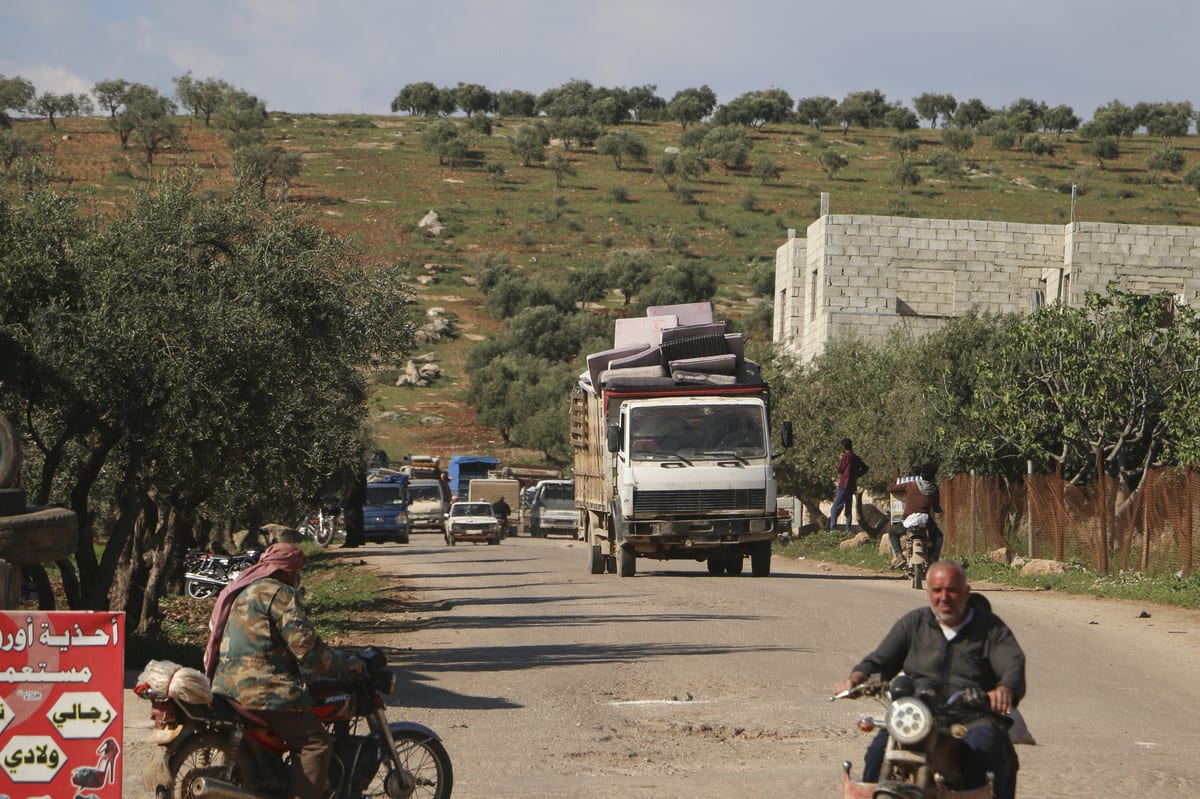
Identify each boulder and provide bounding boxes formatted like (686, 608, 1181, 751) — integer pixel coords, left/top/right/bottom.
(989, 546, 1015, 564)
(838, 531, 871, 549)
(261, 523, 301, 544)
(418, 210, 445, 236)
(1019, 558, 1068, 575)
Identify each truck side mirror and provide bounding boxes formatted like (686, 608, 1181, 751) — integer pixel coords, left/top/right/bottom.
(607, 425, 623, 453)
(780, 420, 793, 449)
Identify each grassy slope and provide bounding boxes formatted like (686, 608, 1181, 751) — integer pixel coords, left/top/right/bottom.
(14, 114, 1200, 461)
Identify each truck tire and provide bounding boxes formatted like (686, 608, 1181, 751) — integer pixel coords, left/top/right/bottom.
(605, 555, 617, 574)
(725, 556, 745, 576)
(706, 558, 725, 576)
(589, 545, 605, 574)
(750, 541, 772, 577)
(0, 505, 77, 565)
(618, 546, 636, 577)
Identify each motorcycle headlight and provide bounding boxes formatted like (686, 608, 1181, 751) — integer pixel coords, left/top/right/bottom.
(886, 696, 933, 745)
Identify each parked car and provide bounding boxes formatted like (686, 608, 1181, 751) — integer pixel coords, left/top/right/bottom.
(364, 475, 410, 544)
(444, 501, 501, 546)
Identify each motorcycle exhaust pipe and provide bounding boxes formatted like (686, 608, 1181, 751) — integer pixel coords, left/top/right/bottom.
(184, 573, 231, 587)
(191, 776, 271, 799)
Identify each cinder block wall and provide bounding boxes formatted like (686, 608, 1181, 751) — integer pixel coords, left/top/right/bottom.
(775, 214, 1200, 361)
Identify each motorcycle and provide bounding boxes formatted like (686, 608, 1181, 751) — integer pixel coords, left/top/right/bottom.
(897, 513, 934, 589)
(182, 548, 263, 599)
(136, 646, 452, 799)
(832, 676, 997, 799)
(297, 503, 346, 547)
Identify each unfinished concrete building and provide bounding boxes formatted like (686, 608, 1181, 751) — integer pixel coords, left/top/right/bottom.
(773, 197, 1200, 361)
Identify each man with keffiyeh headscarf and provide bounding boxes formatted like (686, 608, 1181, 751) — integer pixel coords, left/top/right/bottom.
(204, 542, 356, 799)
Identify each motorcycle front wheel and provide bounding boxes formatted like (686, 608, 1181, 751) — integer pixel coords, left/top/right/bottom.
(370, 729, 453, 799)
(314, 518, 336, 547)
(168, 733, 244, 799)
(184, 579, 218, 600)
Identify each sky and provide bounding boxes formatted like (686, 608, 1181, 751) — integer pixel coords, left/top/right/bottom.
(2, 1, 1198, 120)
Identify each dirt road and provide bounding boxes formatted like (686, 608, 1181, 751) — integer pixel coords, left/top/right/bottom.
(124, 537, 1200, 797)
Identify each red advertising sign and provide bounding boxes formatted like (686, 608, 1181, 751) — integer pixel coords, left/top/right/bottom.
(0, 611, 124, 799)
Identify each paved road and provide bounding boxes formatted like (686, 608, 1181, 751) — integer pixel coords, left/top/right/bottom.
(125, 536, 1200, 797)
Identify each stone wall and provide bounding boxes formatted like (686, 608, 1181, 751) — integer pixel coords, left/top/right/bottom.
(775, 210, 1200, 361)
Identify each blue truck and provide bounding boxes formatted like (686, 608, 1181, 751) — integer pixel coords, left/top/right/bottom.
(447, 455, 499, 502)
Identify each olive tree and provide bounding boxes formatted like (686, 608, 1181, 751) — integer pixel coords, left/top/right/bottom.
(913, 92, 957, 128)
(0, 177, 416, 630)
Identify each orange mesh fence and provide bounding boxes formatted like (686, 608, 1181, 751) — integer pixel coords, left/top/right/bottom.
(937, 467, 1199, 577)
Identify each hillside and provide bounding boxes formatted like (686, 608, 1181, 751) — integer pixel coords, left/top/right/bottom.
(10, 113, 1200, 462)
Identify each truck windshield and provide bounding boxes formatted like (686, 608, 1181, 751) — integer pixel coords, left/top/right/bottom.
(409, 484, 443, 502)
(366, 485, 406, 506)
(539, 483, 574, 508)
(629, 405, 766, 461)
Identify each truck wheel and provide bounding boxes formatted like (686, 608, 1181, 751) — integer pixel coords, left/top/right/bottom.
(706, 558, 725, 575)
(750, 541, 772, 577)
(725, 557, 745, 576)
(618, 546, 636, 577)
(589, 545, 605, 574)
(605, 555, 617, 573)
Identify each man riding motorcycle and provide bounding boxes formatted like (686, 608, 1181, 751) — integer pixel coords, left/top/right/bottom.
(887, 462, 945, 568)
(203, 542, 360, 799)
(833, 560, 1026, 799)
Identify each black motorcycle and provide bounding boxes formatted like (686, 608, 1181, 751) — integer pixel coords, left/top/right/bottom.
(182, 548, 263, 599)
(136, 647, 452, 798)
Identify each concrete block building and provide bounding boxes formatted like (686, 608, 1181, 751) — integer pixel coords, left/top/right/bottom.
(773, 199, 1200, 361)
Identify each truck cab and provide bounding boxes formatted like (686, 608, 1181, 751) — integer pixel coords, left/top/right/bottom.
(363, 474, 409, 544)
(407, 478, 449, 533)
(529, 479, 577, 538)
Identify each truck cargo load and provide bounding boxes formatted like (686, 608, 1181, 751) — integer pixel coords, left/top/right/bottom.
(571, 303, 790, 577)
(447, 455, 499, 502)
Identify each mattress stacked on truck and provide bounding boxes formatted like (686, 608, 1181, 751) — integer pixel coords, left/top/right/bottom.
(579, 303, 759, 392)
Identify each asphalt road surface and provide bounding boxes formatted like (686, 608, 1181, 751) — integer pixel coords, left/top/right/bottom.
(124, 536, 1200, 797)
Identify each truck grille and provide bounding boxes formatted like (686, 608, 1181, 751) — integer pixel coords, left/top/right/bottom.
(634, 489, 766, 514)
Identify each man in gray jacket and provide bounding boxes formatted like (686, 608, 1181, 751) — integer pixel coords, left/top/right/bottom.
(834, 560, 1025, 799)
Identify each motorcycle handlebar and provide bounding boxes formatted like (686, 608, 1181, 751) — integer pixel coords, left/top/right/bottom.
(830, 678, 888, 702)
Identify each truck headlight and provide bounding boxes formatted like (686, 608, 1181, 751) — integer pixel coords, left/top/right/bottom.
(886, 696, 933, 745)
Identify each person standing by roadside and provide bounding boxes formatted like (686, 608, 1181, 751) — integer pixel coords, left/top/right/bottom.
(830, 438, 869, 533)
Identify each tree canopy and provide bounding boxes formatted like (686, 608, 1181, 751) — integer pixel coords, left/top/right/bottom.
(0, 176, 416, 630)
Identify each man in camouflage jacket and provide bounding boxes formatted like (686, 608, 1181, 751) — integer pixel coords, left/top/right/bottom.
(206, 542, 354, 799)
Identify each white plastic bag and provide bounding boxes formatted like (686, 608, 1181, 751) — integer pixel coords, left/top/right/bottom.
(136, 659, 213, 704)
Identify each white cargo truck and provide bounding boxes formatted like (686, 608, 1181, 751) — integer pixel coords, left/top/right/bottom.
(571, 303, 791, 577)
